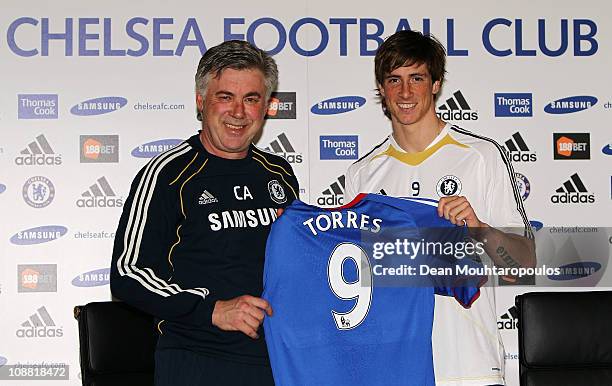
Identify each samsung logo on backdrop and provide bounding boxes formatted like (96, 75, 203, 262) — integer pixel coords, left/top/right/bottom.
(0, 184, 5, 194)
(10, 225, 68, 245)
(0, 356, 7, 366)
(131, 139, 182, 158)
(72, 268, 110, 287)
(71, 97, 127, 116)
(548, 262, 601, 281)
(311, 96, 365, 115)
(603, 144, 612, 155)
(529, 221, 544, 231)
(544, 96, 597, 114)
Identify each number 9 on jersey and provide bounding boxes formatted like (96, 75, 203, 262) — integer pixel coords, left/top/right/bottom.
(327, 242, 373, 330)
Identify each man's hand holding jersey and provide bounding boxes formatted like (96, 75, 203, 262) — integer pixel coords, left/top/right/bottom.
(438, 195, 536, 269)
(212, 296, 273, 339)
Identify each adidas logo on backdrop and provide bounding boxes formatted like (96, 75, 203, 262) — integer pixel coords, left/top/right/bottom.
(502, 132, 537, 162)
(15, 134, 62, 166)
(497, 306, 518, 330)
(263, 133, 303, 164)
(550, 173, 595, 204)
(76, 177, 123, 208)
(437, 90, 479, 121)
(316, 175, 345, 207)
(16, 306, 63, 338)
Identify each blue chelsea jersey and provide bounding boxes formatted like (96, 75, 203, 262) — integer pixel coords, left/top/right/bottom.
(263, 194, 482, 386)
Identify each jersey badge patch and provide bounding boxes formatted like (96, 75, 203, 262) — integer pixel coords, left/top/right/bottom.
(436, 175, 462, 197)
(268, 180, 287, 204)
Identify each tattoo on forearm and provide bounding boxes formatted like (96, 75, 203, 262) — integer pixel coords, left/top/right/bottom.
(496, 246, 520, 268)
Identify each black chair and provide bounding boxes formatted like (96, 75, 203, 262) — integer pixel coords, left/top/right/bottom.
(516, 291, 612, 386)
(74, 301, 158, 386)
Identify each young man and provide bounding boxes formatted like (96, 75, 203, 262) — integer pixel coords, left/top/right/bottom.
(111, 40, 299, 386)
(344, 30, 535, 386)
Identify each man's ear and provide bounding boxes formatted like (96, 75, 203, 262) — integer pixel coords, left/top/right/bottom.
(196, 93, 204, 111)
(432, 80, 441, 95)
(377, 83, 385, 97)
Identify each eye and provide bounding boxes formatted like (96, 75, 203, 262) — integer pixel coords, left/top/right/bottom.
(386, 77, 400, 85)
(410, 75, 425, 83)
(244, 96, 261, 104)
(218, 94, 232, 101)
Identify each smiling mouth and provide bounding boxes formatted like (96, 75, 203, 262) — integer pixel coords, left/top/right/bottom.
(397, 103, 416, 110)
(225, 122, 247, 131)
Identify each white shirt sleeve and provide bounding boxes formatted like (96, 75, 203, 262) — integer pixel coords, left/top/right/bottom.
(343, 165, 358, 203)
(485, 146, 532, 237)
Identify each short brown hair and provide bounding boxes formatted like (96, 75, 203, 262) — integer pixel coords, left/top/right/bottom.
(375, 30, 446, 118)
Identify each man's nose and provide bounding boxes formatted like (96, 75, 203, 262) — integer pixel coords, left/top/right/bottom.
(400, 82, 413, 98)
(231, 100, 245, 118)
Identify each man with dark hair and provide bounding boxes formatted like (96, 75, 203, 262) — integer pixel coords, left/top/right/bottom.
(345, 30, 535, 386)
(111, 40, 299, 386)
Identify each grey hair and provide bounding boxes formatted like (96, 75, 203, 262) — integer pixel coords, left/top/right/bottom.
(195, 40, 278, 121)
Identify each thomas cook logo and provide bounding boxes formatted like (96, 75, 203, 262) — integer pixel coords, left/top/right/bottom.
(76, 177, 123, 208)
(16, 306, 63, 338)
(18, 94, 58, 119)
(268, 180, 286, 204)
(262, 133, 303, 163)
(437, 90, 478, 121)
(436, 175, 462, 197)
(320, 136, 358, 160)
(131, 139, 182, 158)
(266, 92, 296, 119)
(317, 176, 345, 207)
(70, 96, 127, 116)
(311, 96, 365, 115)
(551, 173, 595, 204)
(72, 268, 110, 287)
(10, 225, 68, 245)
(544, 96, 597, 114)
(494, 93, 532, 117)
(22, 176, 55, 208)
(502, 132, 536, 162)
(15, 134, 62, 166)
